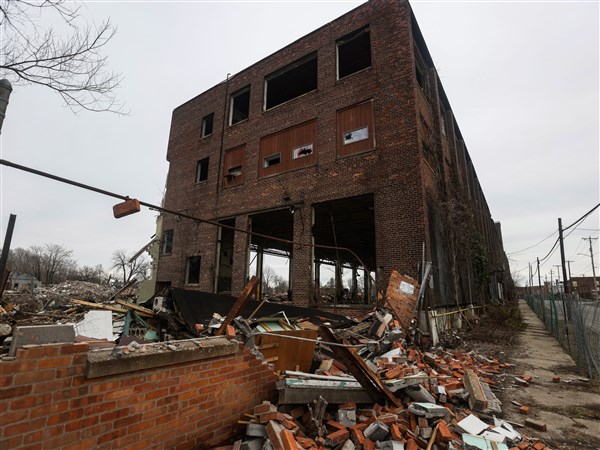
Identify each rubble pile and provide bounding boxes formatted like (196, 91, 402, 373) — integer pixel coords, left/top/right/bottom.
(220, 305, 552, 450)
(1, 274, 556, 449)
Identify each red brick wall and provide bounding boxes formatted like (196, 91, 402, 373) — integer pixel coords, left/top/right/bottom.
(0, 342, 278, 449)
(157, 0, 426, 298)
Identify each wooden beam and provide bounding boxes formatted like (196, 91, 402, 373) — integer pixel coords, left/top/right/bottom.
(71, 299, 128, 313)
(215, 276, 259, 336)
(317, 326, 402, 408)
(115, 299, 156, 316)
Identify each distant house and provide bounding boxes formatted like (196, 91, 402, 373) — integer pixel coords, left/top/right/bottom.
(7, 273, 41, 290)
(569, 276, 599, 299)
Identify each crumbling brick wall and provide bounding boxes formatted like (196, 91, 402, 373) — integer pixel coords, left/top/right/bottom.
(0, 340, 278, 449)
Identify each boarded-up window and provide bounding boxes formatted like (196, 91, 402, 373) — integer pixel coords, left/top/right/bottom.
(337, 100, 375, 157)
(258, 120, 317, 178)
(223, 145, 245, 188)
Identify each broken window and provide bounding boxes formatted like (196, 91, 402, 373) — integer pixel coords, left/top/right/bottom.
(229, 86, 250, 125)
(196, 157, 209, 183)
(414, 46, 431, 101)
(185, 256, 201, 284)
(161, 229, 173, 255)
(201, 113, 214, 137)
(337, 100, 375, 157)
(337, 26, 371, 79)
(223, 145, 245, 187)
(343, 127, 369, 145)
(264, 52, 317, 110)
(292, 144, 313, 159)
(263, 154, 281, 168)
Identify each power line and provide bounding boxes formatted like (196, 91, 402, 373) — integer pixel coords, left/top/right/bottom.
(563, 203, 600, 231)
(506, 230, 558, 256)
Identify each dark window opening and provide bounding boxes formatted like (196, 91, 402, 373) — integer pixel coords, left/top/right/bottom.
(230, 87, 250, 125)
(265, 53, 317, 110)
(196, 157, 209, 183)
(216, 219, 235, 293)
(312, 194, 376, 306)
(263, 154, 281, 168)
(161, 229, 173, 255)
(337, 26, 371, 79)
(186, 256, 201, 284)
(201, 113, 214, 137)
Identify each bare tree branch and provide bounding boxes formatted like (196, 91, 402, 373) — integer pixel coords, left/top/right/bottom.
(0, 0, 125, 114)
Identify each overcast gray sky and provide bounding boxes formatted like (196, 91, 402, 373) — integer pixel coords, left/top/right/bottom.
(1, 0, 598, 286)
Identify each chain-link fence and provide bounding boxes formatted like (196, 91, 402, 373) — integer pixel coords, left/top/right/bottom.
(526, 292, 599, 377)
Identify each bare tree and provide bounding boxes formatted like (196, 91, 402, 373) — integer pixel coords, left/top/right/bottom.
(0, 0, 123, 113)
(7, 243, 76, 284)
(111, 249, 150, 285)
(261, 265, 279, 295)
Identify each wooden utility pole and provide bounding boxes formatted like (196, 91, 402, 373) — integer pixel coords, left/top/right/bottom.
(585, 237, 598, 300)
(558, 218, 569, 294)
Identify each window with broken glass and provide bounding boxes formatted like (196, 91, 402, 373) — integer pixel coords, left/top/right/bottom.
(229, 87, 250, 125)
(264, 52, 318, 110)
(161, 229, 173, 255)
(201, 113, 214, 137)
(337, 26, 371, 80)
(196, 157, 209, 183)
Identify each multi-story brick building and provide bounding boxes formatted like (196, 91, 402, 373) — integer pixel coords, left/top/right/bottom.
(156, 0, 511, 310)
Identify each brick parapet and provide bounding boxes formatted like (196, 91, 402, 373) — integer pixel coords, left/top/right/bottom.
(0, 340, 278, 449)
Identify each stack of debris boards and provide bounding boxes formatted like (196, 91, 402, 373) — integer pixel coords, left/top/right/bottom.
(209, 276, 551, 450)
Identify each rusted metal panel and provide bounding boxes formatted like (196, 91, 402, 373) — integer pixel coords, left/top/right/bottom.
(258, 120, 317, 178)
(337, 100, 375, 158)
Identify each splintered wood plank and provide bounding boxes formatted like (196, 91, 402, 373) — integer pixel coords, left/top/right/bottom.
(215, 276, 260, 336)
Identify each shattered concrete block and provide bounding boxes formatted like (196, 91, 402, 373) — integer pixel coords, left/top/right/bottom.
(406, 384, 436, 403)
(337, 407, 357, 427)
(364, 421, 390, 442)
(407, 402, 448, 419)
(247, 423, 268, 437)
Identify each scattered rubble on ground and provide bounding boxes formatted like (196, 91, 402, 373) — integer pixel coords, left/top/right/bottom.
(0, 274, 572, 449)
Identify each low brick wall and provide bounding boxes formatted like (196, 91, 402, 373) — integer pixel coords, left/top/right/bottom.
(0, 338, 278, 449)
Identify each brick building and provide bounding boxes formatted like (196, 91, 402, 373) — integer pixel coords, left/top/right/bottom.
(156, 0, 511, 310)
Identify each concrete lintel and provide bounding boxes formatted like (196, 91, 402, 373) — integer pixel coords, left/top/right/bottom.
(276, 379, 373, 404)
(86, 337, 239, 378)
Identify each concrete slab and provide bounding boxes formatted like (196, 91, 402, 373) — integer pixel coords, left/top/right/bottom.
(9, 324, 75, 356)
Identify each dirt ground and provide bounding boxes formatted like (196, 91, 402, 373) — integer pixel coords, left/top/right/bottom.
(461, 299, 600, 449)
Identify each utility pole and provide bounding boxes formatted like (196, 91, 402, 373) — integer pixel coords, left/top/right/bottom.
(553, 265, 562, 292)
(537, 257, 542, 292)
(550, 269, 554, 294)
(585, 237, 598, 300)
(558, 218, 569, 294)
